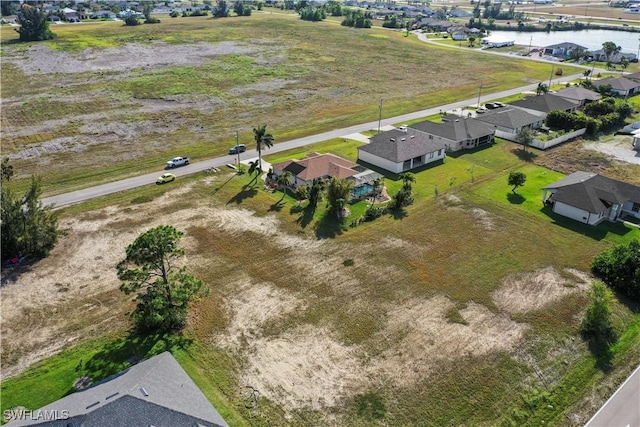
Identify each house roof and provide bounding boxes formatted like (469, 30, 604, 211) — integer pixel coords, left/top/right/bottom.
(554, 86, 601, 102)
(273, 153, 360, 182)
(509, 93, 579, 113)
(360, 129, 447, 163)
(474, 107, 545, 129)
(7, 352, 229, 427)
(544, 42, 587, 51)
(594, 76, 640, 91)
(410, 117, 495, 141)
(544, 172, 640, 214)
(625, 72, 640, 82)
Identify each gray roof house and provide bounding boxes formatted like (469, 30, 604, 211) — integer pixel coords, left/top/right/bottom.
(554, 86, 601, 107)
(543, 42, 587, 59)
(593, 76, 640, 97)
(542, 171, 640, 226)
(473, 106, 545, 138)
(589, 49, 637, 64)
(358, 129, 447, 174)
(5, 352, 229, 427)
(509, 93, 580, 115)
(409, 116, 495, 152)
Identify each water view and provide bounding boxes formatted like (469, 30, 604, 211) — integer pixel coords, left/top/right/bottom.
(488, 29, 640, 53)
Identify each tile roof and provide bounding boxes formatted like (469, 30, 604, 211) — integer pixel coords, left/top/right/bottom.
(360, 129, 447, 162)
(509, 93, 579, 113)
(409, 117, 495, 141)
(7, 352, 229, 427)
(544, 172, 640, 214)
(273, 153, 359, 181)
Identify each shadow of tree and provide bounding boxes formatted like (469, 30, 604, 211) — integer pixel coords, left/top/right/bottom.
(584, 336, 615, 372)
(294, 203, 316, 229)
(227, 182, 258, 205)
(511, 148, 537, 162)
(390, 208, 408, 220)
(314, 211, 345, 238)
(507, 192, 526, 204)
(74, 332, 193, 394)
(269, 200, 285, 212)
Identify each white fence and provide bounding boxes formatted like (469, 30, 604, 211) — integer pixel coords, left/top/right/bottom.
(498, 128, 586, 150)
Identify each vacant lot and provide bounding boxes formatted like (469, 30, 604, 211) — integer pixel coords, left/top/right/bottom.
(2, 135, 640, 425)
(0, 14, 578, 195)
(2, 14, 640, 427)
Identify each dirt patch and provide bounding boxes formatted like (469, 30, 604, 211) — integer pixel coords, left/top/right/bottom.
(7, 42, 258, 75)
(238, 325, 364, 410)
(492, 267, 591, 315)
(369, 295, 528, 388)
(583, 138, 640, 166)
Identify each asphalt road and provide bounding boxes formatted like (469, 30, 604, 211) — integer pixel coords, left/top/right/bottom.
(41, 72, 587, 209)
(584, 364, 640, 427)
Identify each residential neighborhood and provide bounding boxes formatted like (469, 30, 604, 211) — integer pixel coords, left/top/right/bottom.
(1, 1, 640, 427)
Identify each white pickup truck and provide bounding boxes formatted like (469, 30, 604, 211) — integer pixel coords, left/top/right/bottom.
(166, 156, 190, 168)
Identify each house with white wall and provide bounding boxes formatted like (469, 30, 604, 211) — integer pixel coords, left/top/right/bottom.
(542, 171, 640, 225)
(358, 129, 446, 174)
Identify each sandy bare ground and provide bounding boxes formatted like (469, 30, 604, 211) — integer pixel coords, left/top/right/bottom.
(0, 179, 595, 416)
(584, 139, 640, 165)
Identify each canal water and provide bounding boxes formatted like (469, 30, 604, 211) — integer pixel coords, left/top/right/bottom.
(488, 29, 639, 53)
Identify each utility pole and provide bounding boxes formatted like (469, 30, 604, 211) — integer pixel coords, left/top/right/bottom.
(477, 82, 483, 108)
(235, 130, 240, 165)
(548, 65, 554, 91)
(377, 99, 383, 134)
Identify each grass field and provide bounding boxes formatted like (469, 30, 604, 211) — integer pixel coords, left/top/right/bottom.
(2, 12, 640, 427)
(0, 14, 582, 195)
(3, 134, 640, 426)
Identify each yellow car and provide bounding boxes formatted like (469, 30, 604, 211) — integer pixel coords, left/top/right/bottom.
(156, 173, 176, 185)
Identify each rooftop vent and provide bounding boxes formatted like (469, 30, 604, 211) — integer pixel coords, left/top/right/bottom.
(401, 138, 406, 141)
(141, 387, 149, 397)
(410, 135, 415, 138)
(390, 138, 395, 142)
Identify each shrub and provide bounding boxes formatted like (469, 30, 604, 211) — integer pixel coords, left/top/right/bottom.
(591, 239, 640, 301)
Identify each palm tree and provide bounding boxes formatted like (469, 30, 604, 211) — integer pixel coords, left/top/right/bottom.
(252, 124, 274, 174)
(399, 172, 416, 191)
(276, 171, 293, 200)
(601, 41, 621, 64)
(536, 82, 549, 96)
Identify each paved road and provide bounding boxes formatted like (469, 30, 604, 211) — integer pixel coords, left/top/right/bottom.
(41, 71, 586, 209)
(584, 364, 640, 427)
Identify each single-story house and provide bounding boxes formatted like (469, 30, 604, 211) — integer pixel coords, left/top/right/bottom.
(414, 18, 454, 31)
(593, 76, 640, 97)
(543, 42, 587, 59)
(449, 8, 474, 17)
(509, 93, 580, 115)
(272, 152, 382, 199)
(542, 171, 640, 225)
(481, 36, 515, 48)
(473, 107, 545, 137)
(589, 49, 637, 64)
(91, 11, 117, 19)
(554, 86, 601, 107)
(5, 352, 229, 427)
(409, 116, 495, 152)
(358, 129, 446, 174)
